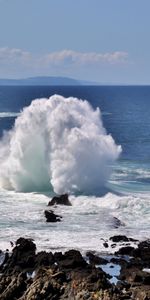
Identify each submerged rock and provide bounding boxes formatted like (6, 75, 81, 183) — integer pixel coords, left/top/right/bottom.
(110, 235, 138, 243)
(48, 194, 71, 206)
(112, 217, 125, 228)
(44, 210, 62, 222)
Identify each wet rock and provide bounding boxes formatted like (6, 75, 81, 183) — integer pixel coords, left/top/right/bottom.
(44, 210, 62, 222)
(103, 242, 109, 248)
(35, 251, 54, 268)
(2, 238, 36, 274)
(48, 193, 71, 206)
(111, 243, 117, 248)
(0, 237, 150, 300)
(56, 249, 87, 269)
(133, 240, 150, 267)
(110, 235, 137, 243)
(115, 246, 135, 256)
(86, 252, 108, 265)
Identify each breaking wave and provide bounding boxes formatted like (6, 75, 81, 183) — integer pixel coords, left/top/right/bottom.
(0, 95, 121, 194)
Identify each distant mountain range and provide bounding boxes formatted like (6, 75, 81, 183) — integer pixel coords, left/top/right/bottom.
(0, 76, 99, 86)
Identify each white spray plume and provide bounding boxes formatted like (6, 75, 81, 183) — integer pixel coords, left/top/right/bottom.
(0, 95, 121, 194)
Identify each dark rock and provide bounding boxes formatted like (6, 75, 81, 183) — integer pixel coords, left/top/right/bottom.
(54, 251, 63, 262)
(56, 249, 87, 269)
(48, 194, 71, 206)
(44, 210, 62, 222)
(111, 243, 117, 248)
(110, 235, 130, 243)
(133, 240, 150, 267)
(35, 251, 54, 267)
(115, 246, 135, 256)
(0, 272, 27, 300)
(2, 238, 36, 274)
(86, 252, 108, 265)
(1, 237, 150, 300)
(103, 242, 109, 248)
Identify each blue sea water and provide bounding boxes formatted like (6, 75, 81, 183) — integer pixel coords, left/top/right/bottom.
(0, 85, 149, 252)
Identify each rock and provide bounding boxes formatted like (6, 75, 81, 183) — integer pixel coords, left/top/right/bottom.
(0, 237, 150, 300)
(115, 246, 135, 256)
(55, 249, 87, 269)
(86, 252, 108, 265)
(133, 240, 150, 267)
(0, 272, 27, 300)
(19, 267, 65, 300)
(44, 210, 62, 222)
(110, 235, 132, 243)
(48, 194, 71, 206)
(2, 238, 36, 275)
(103, 242, 109, 248)
(35, 251, 54, 268)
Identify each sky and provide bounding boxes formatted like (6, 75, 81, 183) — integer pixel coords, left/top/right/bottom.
(0, 0, 150, 84)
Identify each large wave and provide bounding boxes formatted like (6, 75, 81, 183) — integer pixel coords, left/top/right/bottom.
(0, 95, 121, 194)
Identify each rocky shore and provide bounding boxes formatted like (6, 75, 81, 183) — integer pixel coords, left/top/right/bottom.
(0, 235, 150, 300)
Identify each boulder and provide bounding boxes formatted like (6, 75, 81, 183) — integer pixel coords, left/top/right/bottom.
(115, 246, 135, 256)
(44, 210, 62, 222)
(86, 252, 108, 265)
(110, 235, 130, 243)
(110, 235, 138, 243)
(48, 194, 71, 206)
(35, 251, 54, 268)
(55, 249, 87, 269)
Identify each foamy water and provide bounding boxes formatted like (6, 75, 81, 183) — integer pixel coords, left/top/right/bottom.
(0, 94, 149, 253)
(0, 187, 149, 253)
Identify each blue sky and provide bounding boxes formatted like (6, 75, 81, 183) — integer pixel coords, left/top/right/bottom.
(0, 0, 150, 84)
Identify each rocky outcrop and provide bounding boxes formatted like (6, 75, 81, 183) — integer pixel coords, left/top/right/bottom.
(48, 194, 71, 206)
(110, 235, 137, 243)
(0, 237, 150, 299)
(44, 210, 62, 222)
(86, 252, 108, 265)
(1, 238, 36, 275)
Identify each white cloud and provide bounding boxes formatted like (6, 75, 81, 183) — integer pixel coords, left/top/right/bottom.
(0, 47, 128, 78)
(44, 50, 128, 66)
(0, 47, 31, 63)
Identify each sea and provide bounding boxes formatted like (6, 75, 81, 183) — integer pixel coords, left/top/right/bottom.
(0, 85, 149, 254)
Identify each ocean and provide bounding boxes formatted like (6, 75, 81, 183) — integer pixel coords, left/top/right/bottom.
(0, 85, 149, 253)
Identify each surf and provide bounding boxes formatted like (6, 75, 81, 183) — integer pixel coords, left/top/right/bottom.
(0, 95, 121, 194)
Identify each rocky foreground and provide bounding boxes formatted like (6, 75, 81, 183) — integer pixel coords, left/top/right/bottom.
(0, 236, 150, 300)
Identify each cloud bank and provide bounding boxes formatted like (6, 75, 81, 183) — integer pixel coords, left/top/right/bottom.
(0, 47, 128, 79)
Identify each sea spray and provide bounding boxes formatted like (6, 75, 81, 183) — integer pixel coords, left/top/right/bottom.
(0, 95, 121, 194)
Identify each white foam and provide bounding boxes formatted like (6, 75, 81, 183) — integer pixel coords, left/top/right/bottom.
(0, 112, 20, 118)
(0, 95, 121, 194)
(0, 190, 149, 252)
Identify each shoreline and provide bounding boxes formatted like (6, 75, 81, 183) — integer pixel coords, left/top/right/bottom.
(0, 235, 149, 300)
